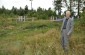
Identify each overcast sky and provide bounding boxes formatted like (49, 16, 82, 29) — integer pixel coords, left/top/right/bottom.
(0, 0, 54, 10)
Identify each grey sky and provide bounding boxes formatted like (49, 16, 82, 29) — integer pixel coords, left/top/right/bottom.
(0, 0, 54, 10)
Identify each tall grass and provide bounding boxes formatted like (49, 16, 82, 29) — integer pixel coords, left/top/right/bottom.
(0, 20, 85, 55)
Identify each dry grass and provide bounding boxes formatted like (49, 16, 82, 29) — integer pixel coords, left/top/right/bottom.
(0, 28, 85, 55)
(0, 20, 85, 55)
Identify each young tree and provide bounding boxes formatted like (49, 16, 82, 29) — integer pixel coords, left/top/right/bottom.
(47, 8, 54, 17)
(2, 6, 5, 14)
(24, 5, 28, 15)
(19, 7, 25, 16)
(11, 6, 17, 15)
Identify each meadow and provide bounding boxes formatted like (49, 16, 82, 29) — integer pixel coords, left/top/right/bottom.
(0, 18, 85, 55)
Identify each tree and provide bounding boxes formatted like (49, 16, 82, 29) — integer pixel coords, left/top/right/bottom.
(70, 0, 72, 11)
(65, 0, 68, 7)
(24, 5, 28, 14)
(0, 8, 2, 14)
(47, 8, 54, 17)
(83, 1, 85, 12)
(11, 6, 17, 15)
(37, 7, 43, 13)
(78, 0, 80, 18)
(2, 6, 5, 14)
(54, 0, 62, 16)
(19, 7, 24, 16)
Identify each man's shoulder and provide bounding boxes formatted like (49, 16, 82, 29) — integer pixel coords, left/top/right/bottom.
(70, 17, 74, 21)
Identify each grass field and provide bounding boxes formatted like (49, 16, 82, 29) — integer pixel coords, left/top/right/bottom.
(0, 20, 85, 55)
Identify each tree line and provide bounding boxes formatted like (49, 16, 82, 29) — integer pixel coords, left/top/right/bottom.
(0, 0, 85, 19)
(0, 5, 56, 20)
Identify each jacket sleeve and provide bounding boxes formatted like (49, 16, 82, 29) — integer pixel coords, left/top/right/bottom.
(56, 18, 63, 22)
(67, 18, 74, 35)
(53, 18, 64, 22)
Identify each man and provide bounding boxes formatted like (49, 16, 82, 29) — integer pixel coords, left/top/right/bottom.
(53, 11, 74, 53)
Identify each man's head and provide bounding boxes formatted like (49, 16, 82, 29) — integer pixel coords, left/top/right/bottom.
(65, 11, 71, 19)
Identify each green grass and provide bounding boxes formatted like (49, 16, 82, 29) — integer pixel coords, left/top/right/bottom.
(0, 20, 85, 55)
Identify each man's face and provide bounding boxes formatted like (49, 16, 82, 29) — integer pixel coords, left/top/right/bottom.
(66, 11, 71, 19)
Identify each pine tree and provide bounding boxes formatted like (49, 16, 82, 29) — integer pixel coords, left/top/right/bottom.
(24, 5, 28, 14)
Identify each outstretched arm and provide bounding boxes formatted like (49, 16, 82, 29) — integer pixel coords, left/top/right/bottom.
(52, 18, 63, 22)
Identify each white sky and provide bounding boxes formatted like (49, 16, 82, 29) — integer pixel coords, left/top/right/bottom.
(0, 0, 54, 10)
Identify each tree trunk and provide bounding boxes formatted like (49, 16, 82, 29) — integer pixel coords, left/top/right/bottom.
(70, 0, 72, 11)
(78, 0, 80, 18)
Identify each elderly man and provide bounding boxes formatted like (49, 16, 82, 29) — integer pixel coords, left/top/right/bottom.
(53, 11, 74, 53)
